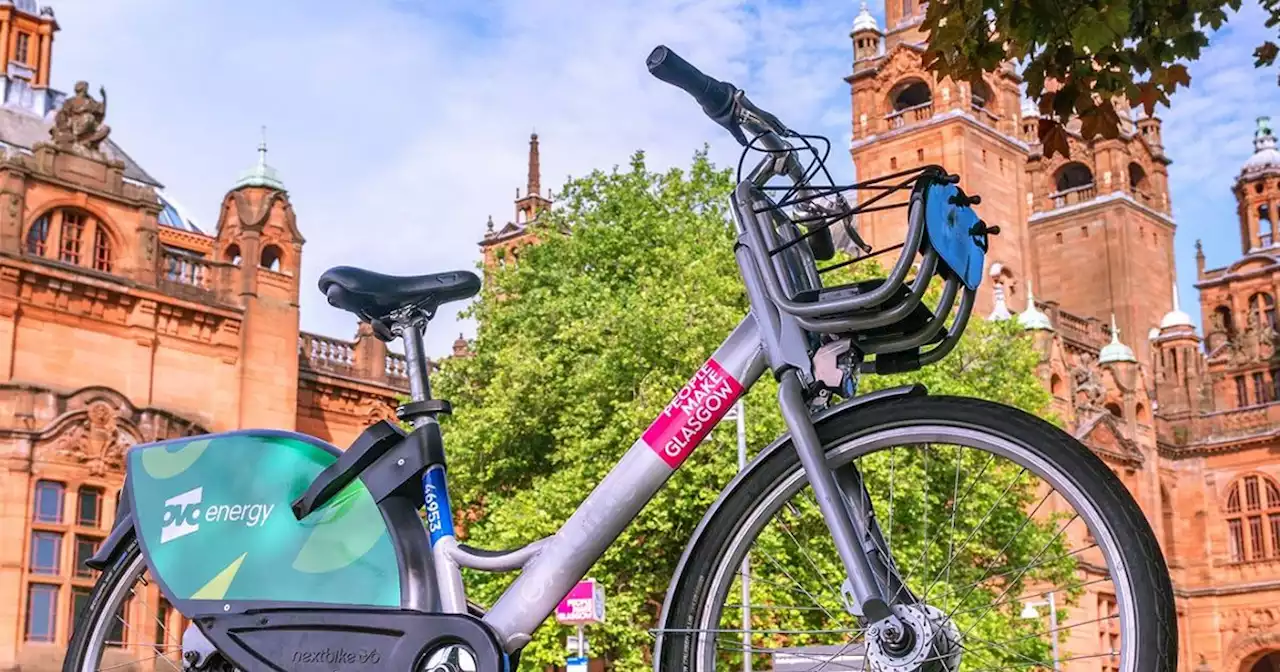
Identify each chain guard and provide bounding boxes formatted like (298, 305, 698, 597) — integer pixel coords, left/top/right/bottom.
(195, 608, 504, 672)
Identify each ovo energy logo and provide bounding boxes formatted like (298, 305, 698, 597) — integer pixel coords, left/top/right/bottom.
(161, 487, 203, 543)
(159, 486, 276, 544)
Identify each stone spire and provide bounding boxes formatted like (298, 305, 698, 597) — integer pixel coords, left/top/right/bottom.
(527, 132, 541, 199)
(988, 283, 1012, 320)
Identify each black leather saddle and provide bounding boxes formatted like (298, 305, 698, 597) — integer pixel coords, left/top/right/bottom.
(318, 266, 481, 323)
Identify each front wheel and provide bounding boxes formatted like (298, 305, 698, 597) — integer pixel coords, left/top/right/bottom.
(657, 395, 1175, 672)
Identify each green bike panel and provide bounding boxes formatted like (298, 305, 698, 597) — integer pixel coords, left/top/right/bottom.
(128, 430, 400, 608)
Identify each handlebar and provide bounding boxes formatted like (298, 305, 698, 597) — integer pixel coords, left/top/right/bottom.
(646, 45, 835, 260)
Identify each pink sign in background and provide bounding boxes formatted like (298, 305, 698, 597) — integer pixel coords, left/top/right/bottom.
(556, 579, 605, 624)
(642, 358, 744, 469)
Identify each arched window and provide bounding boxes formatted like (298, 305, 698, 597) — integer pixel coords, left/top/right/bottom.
(1249, 292, 1276, 330)
(260, 244, 282, 272)
(1050, 373, 1065, 398)
(1224, 474, 1280, 563)
(970, 79, 993, 110)
(1136, 402, 1150, 424)
(1054, 162, 1095, 192)
(1105, 402, 1123, 418)
(224, 243, 242, 266)
(1261, 204, 1274, 247)
(1160, 484, 1176, 565)
(890, 79, 932, 112)
(25, 214, 49, 255)
(1214, 305, 1237, 340)
(23, 208, 117, 273)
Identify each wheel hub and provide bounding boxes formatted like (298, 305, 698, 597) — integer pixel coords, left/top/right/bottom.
(865, 604, 962, 672)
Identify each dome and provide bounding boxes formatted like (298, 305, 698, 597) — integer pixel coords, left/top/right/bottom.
(1159, 282, 1195, 330)
(1098, 314, 1137, 364)
(1148, 327, 1161, 341)
(988, 286, 1012, 320)
(1243, 116, 1280, 176)
(852, 1, 880, 32)
(156, 191, 203, 233)
(235, 132, 286, 191)
(1016, 281, 1053, 331)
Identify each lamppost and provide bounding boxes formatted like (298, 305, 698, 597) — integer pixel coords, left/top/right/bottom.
(725, 398, 750, 672)
(1020, 591, 1061, 672)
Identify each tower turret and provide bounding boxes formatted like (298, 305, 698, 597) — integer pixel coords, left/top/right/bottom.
(1234, 117, 1280, 253)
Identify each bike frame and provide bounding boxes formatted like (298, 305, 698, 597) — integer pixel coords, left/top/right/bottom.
(404, 128, 911, 655)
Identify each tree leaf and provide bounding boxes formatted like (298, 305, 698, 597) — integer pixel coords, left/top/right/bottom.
(1040, 119, 1072, 159)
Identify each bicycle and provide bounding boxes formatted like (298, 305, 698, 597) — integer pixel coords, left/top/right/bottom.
(66, 47, 1175, 672)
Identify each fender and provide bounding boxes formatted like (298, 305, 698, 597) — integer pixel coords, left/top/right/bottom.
(651, 382, 926, 669)
(87, 484, 134, 571)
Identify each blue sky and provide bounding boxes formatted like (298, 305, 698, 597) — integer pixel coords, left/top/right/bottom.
(45, 0, 1280, 356)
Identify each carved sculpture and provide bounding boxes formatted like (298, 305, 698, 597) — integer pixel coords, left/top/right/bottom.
(54, 401, 132, 476)
(1227, 310, 1280, 367)
(49, 81, 111, 156)
(1070, 353, 1105, 414)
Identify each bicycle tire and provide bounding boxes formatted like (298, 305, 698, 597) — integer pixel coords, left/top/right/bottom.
(656, 394, 1175, 672)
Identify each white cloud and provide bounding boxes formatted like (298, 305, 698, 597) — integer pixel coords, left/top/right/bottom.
(42, 0, 1278, 353)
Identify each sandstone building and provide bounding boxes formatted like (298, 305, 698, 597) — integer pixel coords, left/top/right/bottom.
(0, 2, 414, 668)
(849, 1, 1280, 669)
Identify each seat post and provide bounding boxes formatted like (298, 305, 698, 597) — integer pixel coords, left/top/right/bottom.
(400, 316, 434, 418)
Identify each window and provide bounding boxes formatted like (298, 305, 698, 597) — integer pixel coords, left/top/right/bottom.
(260, 244, 282, 272)
(1237, 376, 1249, 408)
(25, 215, 49, 255)
(890, 80, 931, 111)
(1128, 163, 1149, 192)
(1099, 593, 1120, 672)
(1256, 372, 1270, 404)
(916, 148, 924, 162)
(29, 532, 61, 574)
(92, 226, 112, 272)
(1054, 162, 1095, 192)
(72, 586, 92, 633)
(971, 79, 993, 109)
(1055, 232, 1063, 244)
(1215, 305, 1238, 340)
(224, 243, 242, 266)
(77, 487, 102, 528)
(1224, 474, 1280, 563)
(901, 0, 912, 17)
(34, 480, 64, 523)
(74, 536, 99, 578)
(59, 210, 85, 264)
(15, 32, 30, 64)
(1249, 293, 1276, 330)
(1272, 369, 1280, 405)
(155, 597, 172, 654)
(1262, 205, 1274, 247)
(25, 584, 57, 642)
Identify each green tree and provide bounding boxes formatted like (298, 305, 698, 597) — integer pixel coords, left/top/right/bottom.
(923, 0, 1276, 158)
(434, 151, 1075, 671)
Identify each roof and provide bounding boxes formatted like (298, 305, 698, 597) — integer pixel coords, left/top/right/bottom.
(852, 1, 880, 32)
(1242, 116, 1280, 177)
(156, 191, 204, 233)
(1098, 314, 1137, 364)
(0, 104, 163, 187)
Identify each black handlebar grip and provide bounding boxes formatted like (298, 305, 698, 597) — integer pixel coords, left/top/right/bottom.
(647, 46, 736, 125)
(808, 228, 836, 261)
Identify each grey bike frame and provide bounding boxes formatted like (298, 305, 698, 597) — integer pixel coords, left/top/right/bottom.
(403, 125, 899, 654)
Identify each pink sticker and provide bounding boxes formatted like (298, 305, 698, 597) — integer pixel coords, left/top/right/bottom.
(643, 358, 744, 468)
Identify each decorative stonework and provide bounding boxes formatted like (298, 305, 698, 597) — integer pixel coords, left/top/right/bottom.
(1070, 353, 1105, 415)
(52, 401, 132, 476)
(1224, 311, 1280, 367)
(48, 82, 112, 158)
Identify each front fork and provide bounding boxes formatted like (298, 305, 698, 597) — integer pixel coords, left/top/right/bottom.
(776, 370, 915, 632)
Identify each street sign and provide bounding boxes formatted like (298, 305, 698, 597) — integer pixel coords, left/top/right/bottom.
(566, 634, 589, 653)
(566, 656, 589, 672)
(555, 579, 606, 624)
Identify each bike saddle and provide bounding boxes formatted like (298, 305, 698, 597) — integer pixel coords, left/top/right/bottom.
(318, 265, 481, 321)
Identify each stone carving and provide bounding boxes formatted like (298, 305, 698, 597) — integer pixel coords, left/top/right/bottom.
(1226, 310, 1280, 367)
(1226, 606, 1280, 633)
(1070, 353, 1105, 414)
(54, 401, 132, 476)
(232, 190, 285, 232)
(49, 81, 111, 156)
